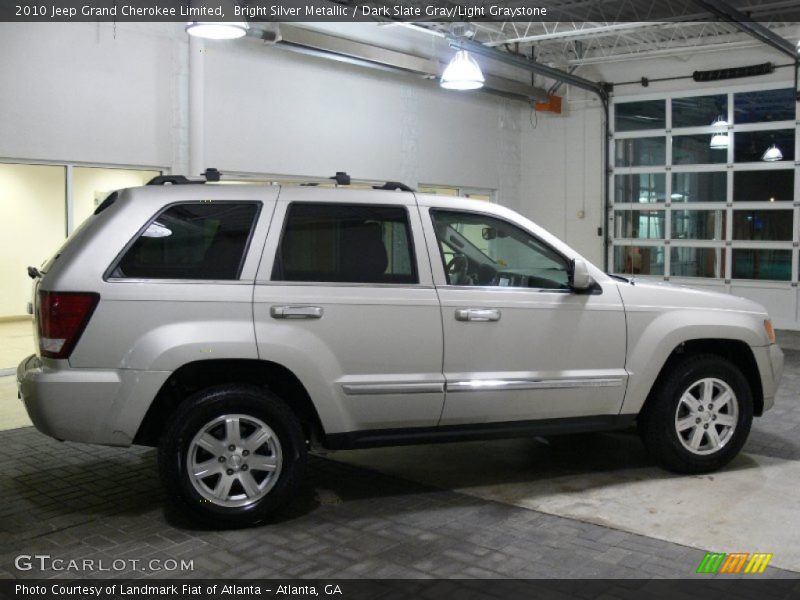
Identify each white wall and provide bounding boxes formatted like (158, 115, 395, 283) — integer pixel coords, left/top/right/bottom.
(0, 22, 524, 209)
(0, 23, 180, 169)
(519, 98, 606, 266)
(199, 37, 522, 205)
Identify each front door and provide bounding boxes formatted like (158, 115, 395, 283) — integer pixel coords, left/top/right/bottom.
(420, 204, 628, 426)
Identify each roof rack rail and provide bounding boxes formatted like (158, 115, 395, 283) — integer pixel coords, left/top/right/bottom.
(147, 167, 222, 186)
(330, 171, 351, 185)
(147, 174, 195, 185)
(373, 181, 415, 192)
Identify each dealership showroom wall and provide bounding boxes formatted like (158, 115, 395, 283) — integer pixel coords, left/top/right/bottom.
(2, 12, 800, 592)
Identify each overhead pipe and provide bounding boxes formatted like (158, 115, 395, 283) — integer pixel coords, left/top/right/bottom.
(248, 24, 548, 102)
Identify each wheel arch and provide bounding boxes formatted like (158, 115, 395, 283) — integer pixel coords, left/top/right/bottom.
(640, 339, 764, 417)
(134, 359, 325, 446)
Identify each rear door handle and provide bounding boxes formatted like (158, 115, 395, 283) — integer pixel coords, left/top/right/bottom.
(455, 308, 501, 322)
(270, 305, 324, 319)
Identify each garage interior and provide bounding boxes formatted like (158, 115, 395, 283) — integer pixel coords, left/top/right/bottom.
(3, 0, 800, 581)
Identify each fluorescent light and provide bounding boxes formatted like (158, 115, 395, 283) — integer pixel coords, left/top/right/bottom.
(441, 50, 485, 90)
(762, 144, 783, 162)
(186, 22, 248, 40)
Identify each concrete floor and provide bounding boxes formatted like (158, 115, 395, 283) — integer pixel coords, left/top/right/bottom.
(1, 330, 798, 578)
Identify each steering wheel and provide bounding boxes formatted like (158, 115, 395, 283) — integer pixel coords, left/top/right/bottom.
(446, 254, 471, 285)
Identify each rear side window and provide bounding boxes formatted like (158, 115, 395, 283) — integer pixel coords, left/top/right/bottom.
(111, 202, 259, 280)
(272, 203, 417, 284)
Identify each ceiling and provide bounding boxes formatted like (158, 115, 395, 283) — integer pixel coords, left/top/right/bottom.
(405, 0, 800, 66)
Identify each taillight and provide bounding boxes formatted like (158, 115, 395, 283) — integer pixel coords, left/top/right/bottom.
(38, 291, 99, 359)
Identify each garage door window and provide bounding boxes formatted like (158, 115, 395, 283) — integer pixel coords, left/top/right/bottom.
(111, 202, 260, 280)
(612, 86, 797, 283)
(272, 203, 417, 285)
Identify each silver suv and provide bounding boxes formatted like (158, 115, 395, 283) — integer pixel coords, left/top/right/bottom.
(17, 174, 784, 526)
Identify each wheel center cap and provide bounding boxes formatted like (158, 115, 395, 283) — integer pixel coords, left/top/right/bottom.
(229, 454, 243, 469)
(702, 411, 713, 422)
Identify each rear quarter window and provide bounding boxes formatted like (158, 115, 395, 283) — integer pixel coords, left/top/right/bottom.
(110, 202, 260, 280)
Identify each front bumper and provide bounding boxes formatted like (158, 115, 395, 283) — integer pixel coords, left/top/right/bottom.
(753, 344, 784, 413)
(16, 354, 170, 446)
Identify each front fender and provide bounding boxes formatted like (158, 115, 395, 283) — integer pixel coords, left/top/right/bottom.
(620, 307, 766, 414)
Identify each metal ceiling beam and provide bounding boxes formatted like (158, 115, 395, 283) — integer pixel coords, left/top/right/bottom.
(248, 25, 549, 102)
(691, 0, 798, 58)
(448, 38, 608, 100)
(482, 22, 657, 46)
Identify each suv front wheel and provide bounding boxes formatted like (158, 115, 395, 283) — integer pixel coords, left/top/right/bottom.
(638, 354, 753, 474)
(158, 384, 307, 527)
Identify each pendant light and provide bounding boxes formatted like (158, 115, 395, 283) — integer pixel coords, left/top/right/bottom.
(186, 22, 248, 40)
(441, 50, 485, 90)
(709, 115, 728, 150)
(762, 144, 783, 162)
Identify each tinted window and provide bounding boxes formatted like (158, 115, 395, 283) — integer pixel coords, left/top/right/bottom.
(614, 210, 665, 239)
(672, 94, 727, 128)
(430, 210, 569, 289)
(671, 247, 724, 278)
(734, 129, 795, 163)
(113, 202, 259, 279)
(272, 203, 417, 284)
(614, 173, 665, 203)
(671, 172, 727, 203)
(613, 246, 665, 276)
(615, 100, 666, 131)
(734, 89, 795, 124)
(671, 210, 726, 240)
(615, 137, 666, 167)
(734, 170, 794, 202)
(733, 249, 791, 281)
(673, 134, 727, 165)
(732, 210, 793, 241)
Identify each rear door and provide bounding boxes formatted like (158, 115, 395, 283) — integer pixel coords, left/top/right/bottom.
(253, 188, 444, 435)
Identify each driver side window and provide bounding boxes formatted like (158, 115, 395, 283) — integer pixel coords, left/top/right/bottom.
(430, 210, 570, 289)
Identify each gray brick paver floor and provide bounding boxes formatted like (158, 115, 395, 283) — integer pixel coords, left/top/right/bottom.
(1, 350, 799, 580)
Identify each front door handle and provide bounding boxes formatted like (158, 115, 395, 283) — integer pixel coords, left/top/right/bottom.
(270, 305, 324, 319)
(455, 308, 501, 322)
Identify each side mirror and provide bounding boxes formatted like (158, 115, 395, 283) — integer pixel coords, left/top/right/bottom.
(569, 258, 594, 291)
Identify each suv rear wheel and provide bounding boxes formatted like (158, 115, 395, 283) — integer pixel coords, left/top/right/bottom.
(158, 384, 306, 527)
(638, 354, 753, 474)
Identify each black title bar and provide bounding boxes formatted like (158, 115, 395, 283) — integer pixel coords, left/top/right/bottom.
(2, 0, 800, 23)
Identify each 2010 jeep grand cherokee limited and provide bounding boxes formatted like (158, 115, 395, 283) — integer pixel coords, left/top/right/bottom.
(17, 178, 784, 527)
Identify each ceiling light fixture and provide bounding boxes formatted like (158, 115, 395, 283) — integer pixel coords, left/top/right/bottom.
(709, 115, 728, 150)
(186, 21, 248, 40)
(762, 144, 783, 162)
(441, 50, 485, 91)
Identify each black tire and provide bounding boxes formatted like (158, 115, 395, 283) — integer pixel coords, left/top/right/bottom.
(158, 384, 307, 528)
(638, 353, 753, 474)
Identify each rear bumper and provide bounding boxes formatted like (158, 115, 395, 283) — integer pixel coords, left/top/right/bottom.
(753, 344, 784, 413)
(16, 354, 170, 446)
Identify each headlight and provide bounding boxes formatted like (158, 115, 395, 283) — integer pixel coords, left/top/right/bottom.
(764, 319, 776, 344)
